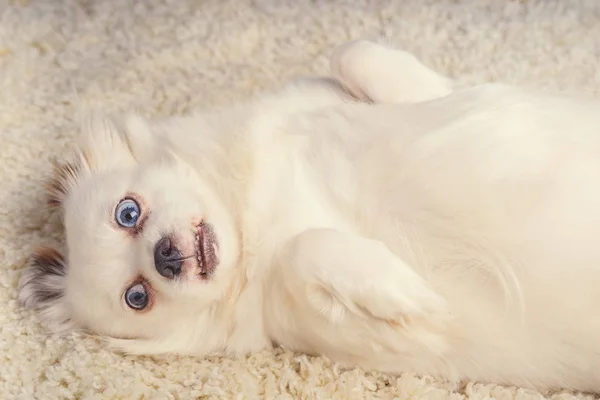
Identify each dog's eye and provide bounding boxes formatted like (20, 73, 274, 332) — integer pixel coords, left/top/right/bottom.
(115, 198, 141, 228)
(125, 282, 148, 310)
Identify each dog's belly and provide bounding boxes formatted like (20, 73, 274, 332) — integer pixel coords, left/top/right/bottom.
(277, 84, 600, 390)
(303, 84, 600, 270)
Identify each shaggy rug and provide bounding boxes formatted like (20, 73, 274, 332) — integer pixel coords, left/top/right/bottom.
(1, 0, 600, 398)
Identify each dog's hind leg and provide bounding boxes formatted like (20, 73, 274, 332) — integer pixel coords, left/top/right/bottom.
(265, 40, 455, 127)
(330, 40, 454, 104)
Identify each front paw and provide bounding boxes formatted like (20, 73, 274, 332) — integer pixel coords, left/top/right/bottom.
(348, 241, 449, 326)
(284, 229, 449, 328)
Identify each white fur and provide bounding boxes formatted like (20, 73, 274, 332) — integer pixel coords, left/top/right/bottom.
(18, 41, 600, 393)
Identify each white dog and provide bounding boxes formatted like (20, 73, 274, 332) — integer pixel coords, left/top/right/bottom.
(19, 40, 600, 393)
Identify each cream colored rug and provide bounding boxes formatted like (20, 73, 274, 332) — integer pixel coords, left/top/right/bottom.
(2, 0, 600, 398)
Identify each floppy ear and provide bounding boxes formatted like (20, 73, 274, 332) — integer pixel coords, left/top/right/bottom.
(18, 247, 73, 332)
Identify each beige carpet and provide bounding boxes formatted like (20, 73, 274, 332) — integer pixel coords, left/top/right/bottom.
(1, 0, 600, 398)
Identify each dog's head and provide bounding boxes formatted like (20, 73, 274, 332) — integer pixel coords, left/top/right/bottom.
(18, 114, 242, 355)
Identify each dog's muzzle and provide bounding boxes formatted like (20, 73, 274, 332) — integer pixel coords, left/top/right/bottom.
(154, 236, 183, 279)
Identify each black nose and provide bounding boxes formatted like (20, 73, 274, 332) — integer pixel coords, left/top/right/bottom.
(154, 236, 184, 279)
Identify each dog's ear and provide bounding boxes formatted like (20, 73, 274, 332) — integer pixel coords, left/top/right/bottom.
(76, 112, 162, 170)
(44, 114, 136, 209)
(75, 113, 137, 172)
(121, 113, 162, 163)
(18, 247, 73, 332)
(47, 113, 162, 208)
(47, 158, 85, 208)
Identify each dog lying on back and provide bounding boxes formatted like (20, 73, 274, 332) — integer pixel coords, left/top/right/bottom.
(19, 40, 600, 393)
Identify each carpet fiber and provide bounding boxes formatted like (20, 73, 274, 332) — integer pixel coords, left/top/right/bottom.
(1, 0, 600, 398)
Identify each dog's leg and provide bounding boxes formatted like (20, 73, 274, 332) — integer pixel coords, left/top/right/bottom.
(330, 40, 453, 104)
(279, 228, 448, 326)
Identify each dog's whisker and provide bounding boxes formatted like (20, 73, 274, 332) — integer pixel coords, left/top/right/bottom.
(169, 254, 195, 262)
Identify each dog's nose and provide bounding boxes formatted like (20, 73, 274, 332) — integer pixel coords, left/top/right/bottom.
(154, 236, 184, 279)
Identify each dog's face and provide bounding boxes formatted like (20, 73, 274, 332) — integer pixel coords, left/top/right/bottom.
(19, 114, 242, 354)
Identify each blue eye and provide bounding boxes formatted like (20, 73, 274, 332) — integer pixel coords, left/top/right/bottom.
(115, 198, 141, 228)
(125, 282, 148, 310)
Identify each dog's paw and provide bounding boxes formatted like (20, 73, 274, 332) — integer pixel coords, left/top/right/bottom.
(343, 240, 449, 327)
(284, 228, 449, 328)
(330, 40, 453, 104)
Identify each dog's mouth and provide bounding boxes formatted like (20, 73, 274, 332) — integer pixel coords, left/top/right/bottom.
(193, 222, 219, 279)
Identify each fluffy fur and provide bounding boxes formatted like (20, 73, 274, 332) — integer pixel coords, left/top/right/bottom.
(18, 40, 600, 393)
